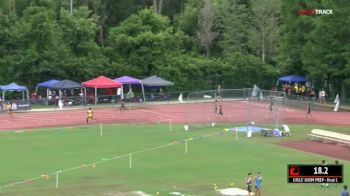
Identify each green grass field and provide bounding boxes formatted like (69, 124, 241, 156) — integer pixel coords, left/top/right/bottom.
(0, 123, 349, 196)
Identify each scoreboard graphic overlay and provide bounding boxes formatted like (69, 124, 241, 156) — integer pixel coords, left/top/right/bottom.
(288, 164, 343, 183)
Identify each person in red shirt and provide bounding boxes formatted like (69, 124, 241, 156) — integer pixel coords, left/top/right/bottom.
(89, 91, 95, 103)
(107, 88, 113, 96)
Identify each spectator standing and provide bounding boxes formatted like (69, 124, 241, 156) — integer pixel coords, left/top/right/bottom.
(320, 89, 326, 104)
(254, 172, 262, 196)
(342, 185, 349, 196)
(301, 85, 306, 96)
(246, 173, 253, 196)
(216, 85, 222, 100)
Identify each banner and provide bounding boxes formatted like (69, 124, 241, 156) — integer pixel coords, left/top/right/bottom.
(0, 100, 30, 111)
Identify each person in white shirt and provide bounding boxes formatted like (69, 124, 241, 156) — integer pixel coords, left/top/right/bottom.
(58, 99, 64, 110)
(320, 90, 326, 104)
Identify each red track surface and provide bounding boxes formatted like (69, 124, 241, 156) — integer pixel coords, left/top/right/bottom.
(281, 141, 350, 161)
(0, 101, 349, 131)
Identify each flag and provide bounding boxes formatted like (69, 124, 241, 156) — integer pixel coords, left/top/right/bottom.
(334, 94, 340, 112)
(178, 93, 184, 103)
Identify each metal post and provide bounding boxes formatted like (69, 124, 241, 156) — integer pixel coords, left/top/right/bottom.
(141, 82, 146, 102)
(94, 87, 97, 105)
(129, 153, 132, 168)
(47, 88, 49, 105)
(55, 171, 60, 188)
(84, 88, 87, 105)
(70, 0, 73, 14)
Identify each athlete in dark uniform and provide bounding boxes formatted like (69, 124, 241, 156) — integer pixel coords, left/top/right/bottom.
(120, 99, 126, 112)
(214, 99, 218, 114)
(307, 102, 311, 114)
(269, 98, 273, 111)
(247, 173, 252, 196)
(217, 104, 224, 119)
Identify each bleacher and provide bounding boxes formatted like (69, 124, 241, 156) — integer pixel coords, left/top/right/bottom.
(308, 129, 350, 145)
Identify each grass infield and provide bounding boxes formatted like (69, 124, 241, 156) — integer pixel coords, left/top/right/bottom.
(0, 123, 349, 196)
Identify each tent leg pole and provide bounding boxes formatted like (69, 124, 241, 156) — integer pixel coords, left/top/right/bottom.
(95, 87, 97, 105)
(47, 89, 49, 105)
(84, 88, 87, 105)
(121, 86, 124, 101)
(141, 83, 146, 102)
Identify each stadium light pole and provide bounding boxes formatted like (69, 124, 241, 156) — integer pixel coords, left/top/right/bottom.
(70, 0, 73, 14)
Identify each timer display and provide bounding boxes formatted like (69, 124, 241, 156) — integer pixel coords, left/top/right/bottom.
(288, 164, 343, 183)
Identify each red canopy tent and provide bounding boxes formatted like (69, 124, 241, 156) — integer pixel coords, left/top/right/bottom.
(82, 76, 122, 104)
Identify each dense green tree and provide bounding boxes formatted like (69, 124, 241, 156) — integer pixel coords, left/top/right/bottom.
(303, 0, 350, 97)
(174, 0, 201, 37)
(107, 9, 186, 83)
(277, 0, 320, 74)
(217, 0, 254, 56)
(58, 6, 106, 80)
(0, 4, 63, 87)
(0, 0, 348, 95)
(197, 0, 218, 57)
(222, 53, 279, 88)
(251, 0, 280, 64)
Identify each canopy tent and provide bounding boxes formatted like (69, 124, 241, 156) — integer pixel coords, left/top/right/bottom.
(37, 79, 61, 88)
(82, 76, 122, 104)
(35, 79, 61, 104)
(114, 76, 146, 102)
(277, 75, 308, 84)
(0, 82, 29, 101)
(49, 79, 82, 100)
(141, 75, 174, 87)
(50, 79, 82, 89)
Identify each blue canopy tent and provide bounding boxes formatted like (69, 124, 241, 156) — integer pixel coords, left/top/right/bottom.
(277, 75, 308, 85)
(0, 82, 29, 101)
(114, 76, 146, 102)
(37, 79, 60, 89)
(35, 79, 61, 105)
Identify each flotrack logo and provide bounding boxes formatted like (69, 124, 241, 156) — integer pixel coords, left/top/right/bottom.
(298, 9, 333, 15)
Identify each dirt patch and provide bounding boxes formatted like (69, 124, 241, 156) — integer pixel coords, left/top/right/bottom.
(280, 140, 350, 161)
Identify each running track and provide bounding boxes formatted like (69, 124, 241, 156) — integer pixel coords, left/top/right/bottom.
(0, 101, 349, 131)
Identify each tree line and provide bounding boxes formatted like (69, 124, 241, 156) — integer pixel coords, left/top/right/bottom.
(0, 0, 349, 98)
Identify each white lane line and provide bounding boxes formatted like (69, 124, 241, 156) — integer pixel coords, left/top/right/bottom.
(140, 109, 181, 119)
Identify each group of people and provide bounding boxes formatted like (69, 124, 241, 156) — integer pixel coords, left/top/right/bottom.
(282, 83, 310, 96)
(281, 83, 330, 103)
(244, 160, 348, 196)
(246, 172, 262, 196)
(321, 160, 348, 196)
